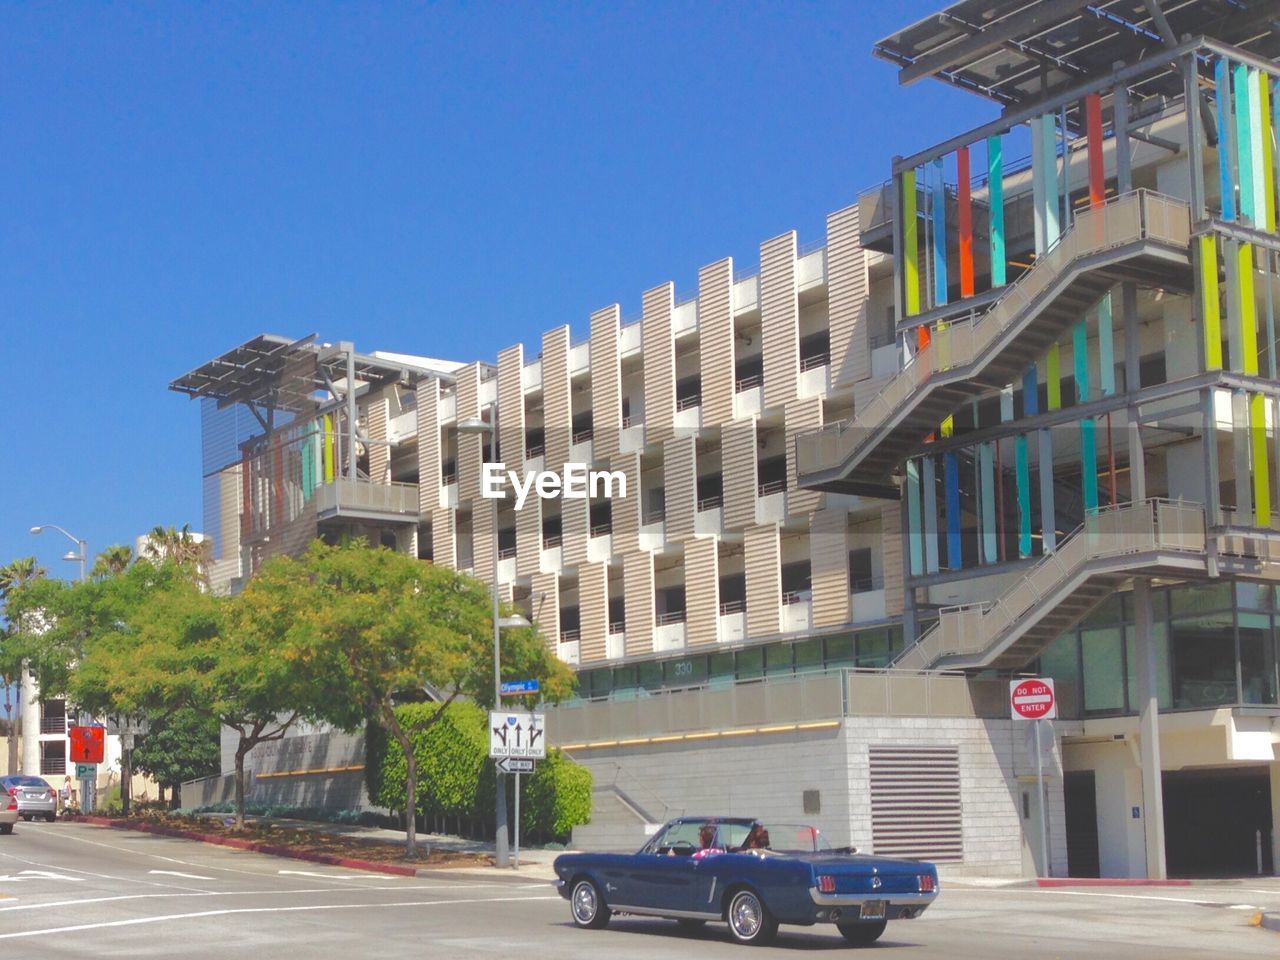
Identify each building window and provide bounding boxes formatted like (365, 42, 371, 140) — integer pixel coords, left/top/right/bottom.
(676, 375, 702, 411)
(848, 548, 875, 593)
(39, 739, 66, 777)
(644, 486, 666, 524)
(1169, 613, 1236, 709)
(734, 356, 763, 392)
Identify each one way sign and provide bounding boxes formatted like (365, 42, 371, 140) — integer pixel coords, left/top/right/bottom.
(489, 711, 546, 759)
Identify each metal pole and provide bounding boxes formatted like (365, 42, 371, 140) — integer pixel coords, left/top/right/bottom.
(345, 345, 358, 480)
(78, 541, 86, 582)
(1035, 718, 1049, 877)
(490, 395, 510, 869)
(514, 771, 521, 870)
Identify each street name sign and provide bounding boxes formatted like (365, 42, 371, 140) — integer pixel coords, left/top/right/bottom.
(499, 679, 540, 697)
(495, 757, 535, 774)
(1009, 677, 1057, 720)
(489, 711, 546, 759)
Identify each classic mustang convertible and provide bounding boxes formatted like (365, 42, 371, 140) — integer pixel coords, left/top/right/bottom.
(553, 816, 938, 946)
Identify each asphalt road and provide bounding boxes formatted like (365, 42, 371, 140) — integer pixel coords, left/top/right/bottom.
(0, 821, 1276, 958)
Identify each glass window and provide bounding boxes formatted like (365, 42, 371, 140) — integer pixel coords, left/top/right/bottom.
(611, 665, 638, 700)
(824, 634, 855, 669)
(1238, 612, 1277, 705)
(709, 652, 735, 688)
(856, 629, 891, 668)
(1237, 583, 1276, 612)
(1081, 626, 1126, 713)
(1040, 632, 1080, 716)
(793, 638, 823, 674)
(585, 669, 611, 700)
(1123, 623, 1172, 710)
(736, 646, 764, 680)
(1169, 613, 1236, 709)
(1169, 582, 1232, 618)
(765, 644, 793, 677)
(637, 660, 663, 692)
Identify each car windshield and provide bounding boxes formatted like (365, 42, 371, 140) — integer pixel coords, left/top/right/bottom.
(762, 824, 833, 854)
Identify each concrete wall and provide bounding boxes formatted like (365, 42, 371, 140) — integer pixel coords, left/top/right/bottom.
(569, 716, 1065, 878)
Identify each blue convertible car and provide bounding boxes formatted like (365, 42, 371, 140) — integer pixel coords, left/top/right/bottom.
(553, 816, 938, 946)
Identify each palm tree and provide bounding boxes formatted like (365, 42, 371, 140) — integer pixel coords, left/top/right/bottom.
(91, 545, 133, 579)
(0, 557, 46, 776)
(142, 525, 212, 585)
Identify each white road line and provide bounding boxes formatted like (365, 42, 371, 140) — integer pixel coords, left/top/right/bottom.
(150, 870, 215, 880)
(278, 869, 386, 880)
(0, 894, 562, 939)
(0, 883, 532, 913)
(1026, 889, 1236, 907)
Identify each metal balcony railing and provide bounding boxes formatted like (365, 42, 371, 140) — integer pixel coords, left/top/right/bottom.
(796, 190, 1192, 482)
(497, 546, 518, 560)
(542, 534, 562, 549)
(676, 393, 702, 411)
(590, 522, 613, 537)
(734, 373, 762, 393)
(525, 443, 545, 459)
(781, 589, 811, 606)
(758, 478, 787, 497)
(559, 629, 581, 643)
(655, 610, 687, 626)
(40, 716, 67, 735)
(315, 478, 420, 518)
(696, 493, 722, 512)
(718, 599, 745, 615)
(608, 620, 626, 635)
(894, 498, 1206, 670)
(572, 427, 594, 444)
(799, 352, 830, 372)
(850, 576, 884, 594)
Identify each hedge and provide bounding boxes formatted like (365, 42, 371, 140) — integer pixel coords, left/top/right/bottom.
(366, 701, 592, 844)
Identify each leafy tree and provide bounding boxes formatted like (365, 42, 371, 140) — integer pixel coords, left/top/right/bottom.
(131, 707, 221, 808)
(0, 558, 46, 775)
(91, 545, 134, 579)
(279, 539, 574, 859)
(142, 525, 211, 582)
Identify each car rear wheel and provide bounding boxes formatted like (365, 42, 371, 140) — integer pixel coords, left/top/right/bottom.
(20, 815, 30, 822)
(45, 812, 56, 823)
(837, 918, 887, 946)
(726, 888, 777, 945)
(570, 878, 610, 929)
(0, 824, 12, 835)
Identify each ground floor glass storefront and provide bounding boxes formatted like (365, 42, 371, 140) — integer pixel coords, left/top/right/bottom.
(1039, 581, 1280, 717)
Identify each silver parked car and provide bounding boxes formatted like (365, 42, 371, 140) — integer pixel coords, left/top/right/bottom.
(2, 775, 57, 822)
(0, 790, 16, 834)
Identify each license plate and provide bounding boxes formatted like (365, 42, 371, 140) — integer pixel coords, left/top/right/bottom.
(860, 900, 886, 921)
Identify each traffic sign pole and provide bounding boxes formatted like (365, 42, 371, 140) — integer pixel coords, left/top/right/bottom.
(1034, 718, 1048, 879)
(513, 772, 521, 870)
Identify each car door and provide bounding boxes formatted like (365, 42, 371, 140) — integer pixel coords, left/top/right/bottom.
(624, 821, 705, 911)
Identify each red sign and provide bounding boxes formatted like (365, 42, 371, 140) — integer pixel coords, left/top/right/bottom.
(1009, 678, 1056, 720)
(69, 725, 105, 764)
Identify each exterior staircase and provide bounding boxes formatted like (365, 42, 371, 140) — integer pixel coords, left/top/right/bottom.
(796, 190, 1192, 495)
(891, 499, 1209, 672)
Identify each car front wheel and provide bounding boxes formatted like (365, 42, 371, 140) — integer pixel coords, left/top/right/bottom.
(726, 888, 777, 945)
(837, 918, 887, 945)
(570, 878, 610, 929)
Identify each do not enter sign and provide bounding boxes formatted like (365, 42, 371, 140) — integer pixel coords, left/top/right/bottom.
(1009, 678, 1057, 720)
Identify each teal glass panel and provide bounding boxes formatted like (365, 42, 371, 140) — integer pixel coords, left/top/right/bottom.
(987, 134, 1006, 286)
(1081, 417, 1099, 511)
(1040, 632, 1081, 717)
(979, 442, 997, 564)
(931, 157, 948, 306)
(1235, 62, 1255, 221)
(709, 652, 736, 688)
(1016, 435, 1031, 558)
(664, 656, 707, 687)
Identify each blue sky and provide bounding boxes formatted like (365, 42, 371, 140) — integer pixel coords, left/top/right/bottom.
(1, 1, 989, 579)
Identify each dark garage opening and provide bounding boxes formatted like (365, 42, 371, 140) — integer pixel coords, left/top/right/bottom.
(1063, 771, 1100, 877)
(1163, 767, 1273, 878)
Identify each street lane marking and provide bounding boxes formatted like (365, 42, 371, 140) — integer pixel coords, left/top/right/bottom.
(278, 869, 385, 880)
(0, 871, 84, 883)
(1026, 889, 1240, 907)
(149, 870, 214, 880)
(0, 893, 563, 939)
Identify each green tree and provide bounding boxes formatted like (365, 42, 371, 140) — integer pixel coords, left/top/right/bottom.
(91, 545, 134, 579)
(0, 557, 46, 775)
(131, 707, 221, 809)
(280, 539, 574, 859)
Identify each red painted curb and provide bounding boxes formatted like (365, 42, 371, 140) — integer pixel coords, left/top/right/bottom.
(66, 816, 418, 877)
(1036, 878, 1192, 887)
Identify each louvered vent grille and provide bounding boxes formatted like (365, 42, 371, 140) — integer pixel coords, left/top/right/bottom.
(869, 745, 963, 862)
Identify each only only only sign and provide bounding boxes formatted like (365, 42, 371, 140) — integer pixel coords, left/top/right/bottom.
(489, 711, 546, 759)
(1009, 678, 1057, 720)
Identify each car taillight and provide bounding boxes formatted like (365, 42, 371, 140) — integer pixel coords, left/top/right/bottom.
(817, 875, 836, 893)
(918, 874, 936, 893)
(6, 788, 15, 797)
(5, 797, 14, 810)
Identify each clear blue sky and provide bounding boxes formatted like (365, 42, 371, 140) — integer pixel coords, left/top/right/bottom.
(2, 1, 989, 579)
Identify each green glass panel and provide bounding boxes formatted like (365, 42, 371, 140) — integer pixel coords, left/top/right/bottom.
(1169, 582, 1232, 617)
(637, 659, 663, 691)
(824, 634, 856, 669)
(664, 656, 707, 687)
(709, 652, 736, 688)
(856, 629, 892, 668)
(765, 643, 794, 677)
(1124, 622, 1172, 711)
(1040, 632, 1081, 718)
(793, 638, 823, 674)
(736, 646, 764, 680)
(1082, 626, 1125, 713)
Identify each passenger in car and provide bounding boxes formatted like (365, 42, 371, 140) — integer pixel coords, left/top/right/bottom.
(740, 824, 771, 851)
(692, 823, 725, 860)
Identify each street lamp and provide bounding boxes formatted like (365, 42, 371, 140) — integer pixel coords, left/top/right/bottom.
(30, 524, 87, 582)
(456, 411, 516, 868)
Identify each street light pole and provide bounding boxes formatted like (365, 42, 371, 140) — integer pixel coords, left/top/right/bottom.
(457, 405, 510, 868)
(30, 524, 87, 582)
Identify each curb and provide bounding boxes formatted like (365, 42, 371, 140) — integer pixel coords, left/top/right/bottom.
(1252, 912, 1280, 933)
(1035, 878, 1193, 888)
(68, 816, 417, 877)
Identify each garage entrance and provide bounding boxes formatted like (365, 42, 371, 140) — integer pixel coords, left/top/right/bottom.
(1163, 767, 1273, 877)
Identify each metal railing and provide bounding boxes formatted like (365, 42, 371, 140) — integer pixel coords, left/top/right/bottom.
(896, 499, 1206, 669)
(572, 427, 594, 444)
(850, 576, 884, 594)
(734, 373, 762, 392)
(621, 416, 633, 429)
(799, 352, 830, 372)
(676, 393, 702, 411)
(796, 190, 1191, 480)
(642, 510, 666, 525)
(718, 599, 745, 615)
(758, 478, 787, 497)
(525, 443, 545, 459)
(441, 470, 457, 485)
(40, 716, 67, 735)
(590, 522, 613, 537)
(559, 629, 581, 643)
(314, 478, 420, 517)
(656, 610, 687, 626)
(781, 589, 811, 606)
(542, 534, 562, 549)
(696, 493, 722, 512)
(608, 620, 626, 635)
(497, 545, 518, 560)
